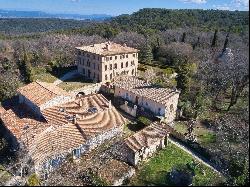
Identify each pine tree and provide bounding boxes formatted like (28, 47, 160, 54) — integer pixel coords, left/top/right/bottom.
(211, 29, 218, 47)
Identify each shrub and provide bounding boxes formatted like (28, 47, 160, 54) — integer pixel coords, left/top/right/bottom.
(27, 173, 40, 186)
(137, 116, 152, 126)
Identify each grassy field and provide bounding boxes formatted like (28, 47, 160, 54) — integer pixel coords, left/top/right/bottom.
(174, 121, 216, 146)
(32, 67, 57, 83)
(129, 143, 223, 186)
(58, 77, 94, 91)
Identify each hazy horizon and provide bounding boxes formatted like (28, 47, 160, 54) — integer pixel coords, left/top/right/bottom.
(0, 0, 248, 16)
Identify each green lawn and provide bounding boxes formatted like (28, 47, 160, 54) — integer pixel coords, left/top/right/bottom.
(174, 121, 216, 146)
(58, 77, 94, 91)
(32, 67, 57, 83)
(129, 143, 223, 186)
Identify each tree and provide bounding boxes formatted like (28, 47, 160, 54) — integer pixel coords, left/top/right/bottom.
(181, 32, 187, 43)
(140, 41, 153, 64)
(222, 33, 229, 53)
(211, 29, 218, 47)
(213, 114, 249, 186)
(176, 60, 193, 96)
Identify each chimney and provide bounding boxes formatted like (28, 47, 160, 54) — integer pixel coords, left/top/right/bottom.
(73, 114, 77, 124)
(108, 100, 112, 108)
(79, 100, 83, 107)
(106, 43, 110, 51)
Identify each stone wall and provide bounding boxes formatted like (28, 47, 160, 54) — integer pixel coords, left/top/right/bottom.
(71, 83, 102, 96)
(36, 126, 123, 176)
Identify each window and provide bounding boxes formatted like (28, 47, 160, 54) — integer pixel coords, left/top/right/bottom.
(115, 56, 117, 60)
(93, 55, 96, 60)
(110, 64, 112, 70)
(133, 53, 136, 57)
(97, 74, 100, 82)
(82, 68, 85, 75)
(82, 59, 84, 65)
(98, 64, 100, 70)
(110, 56, 112, 60)
(121, 62, 123, 68)
(126, 54, 128, 58)
(105, 65, 108, 71)
(132, 69, 134, 75)
(146, 102, 148, 106)
(78, 51, 81, 55)
(120, 55, 122, 59)
(126, 61, 128, 67)
(106, 57, 109, 61)
(73, 149, 81, 158)
(114, 63, 117, 69)
(93, 72, 95, 79)
(87, 54, 90, 58)
(93, 63, 95, 69)
(87, 60, 90, 67)
(110, 73, 112, 80)
(105, 74, 108, 80)
(98, 56, 100, 61)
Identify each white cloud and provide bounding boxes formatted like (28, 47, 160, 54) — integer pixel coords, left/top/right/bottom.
(179, 0, 207, 4)
(70, 0, 80, 2)
(213, 0, 249, 11)
(213, 4, 231, 10)
(233, 0, 249, 9)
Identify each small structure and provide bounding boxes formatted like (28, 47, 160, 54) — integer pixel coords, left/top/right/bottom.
(76, 42, 139, 82)
(17, 81, 72, 118)
(123, 122, 169, 166)
(113, 76, 180, 123)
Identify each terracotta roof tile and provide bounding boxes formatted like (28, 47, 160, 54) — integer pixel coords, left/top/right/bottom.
(125, 122, 169, 153)
(114, 76, 180, 107)
(76, 41, 138, 56)
(17, 81, 68, 107)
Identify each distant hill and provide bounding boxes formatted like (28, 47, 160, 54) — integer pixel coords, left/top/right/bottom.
(0, 9, 112, 21)
(0, 18, 94, 34)
(111, 8, 249, 33)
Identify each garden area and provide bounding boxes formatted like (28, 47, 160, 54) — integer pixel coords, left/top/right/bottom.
(173, 121, 216, 146)
(129, 143, 224, 186)
(57, 76, 94, 91)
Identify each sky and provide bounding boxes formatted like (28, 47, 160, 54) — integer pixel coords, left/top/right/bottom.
(0, 0, 249, 16)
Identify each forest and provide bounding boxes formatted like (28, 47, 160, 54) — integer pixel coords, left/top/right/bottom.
(0, 8, 249, 186)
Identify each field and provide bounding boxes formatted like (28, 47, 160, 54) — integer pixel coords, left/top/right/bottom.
(129, 143, 223, 186)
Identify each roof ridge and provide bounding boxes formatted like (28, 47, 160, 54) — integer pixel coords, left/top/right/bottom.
(35, 81, 62, 96)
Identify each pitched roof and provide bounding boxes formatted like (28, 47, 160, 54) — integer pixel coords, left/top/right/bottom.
(124, 122, 169, 153)
(0, 109, 50, 140)
(30, 94, 127, 165)
(17, 81, 68, 107)
(76, 41, 138, 56)
(113, 76, 180, 107)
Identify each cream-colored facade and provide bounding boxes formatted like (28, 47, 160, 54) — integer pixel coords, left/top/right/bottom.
(76, 42, 139, 82)
(113, 76, 180, 123)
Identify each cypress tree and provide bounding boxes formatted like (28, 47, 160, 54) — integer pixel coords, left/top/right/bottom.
(181, 32, 186, 43)
(211, 29, 218, 47)
(223, 33, 229, 53)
